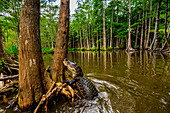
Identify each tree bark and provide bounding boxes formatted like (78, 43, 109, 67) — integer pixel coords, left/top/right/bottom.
(103, 0, 107, 50)
(51, 0, 70, 82)
(18, 0, 45, 111)
(149, 1, 161, 50)
(145, 0, 152, 49)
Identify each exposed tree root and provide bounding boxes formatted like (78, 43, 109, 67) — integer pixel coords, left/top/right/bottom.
(34, 83, 68, 113)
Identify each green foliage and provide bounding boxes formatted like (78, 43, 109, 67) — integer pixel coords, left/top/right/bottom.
(5, 45, 19, 56)
(114, 47, 120, 49)
(107, 47, 113, 50)
(100, 46, 105, 50)
(90, 46, 98, 51)
(42, 46, 54, 53)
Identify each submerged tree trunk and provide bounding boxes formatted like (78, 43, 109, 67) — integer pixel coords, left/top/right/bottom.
(126, 0, 134, 51)
(145, 0, 152, 49)
(103, 0, 106, 50)
(18, 0, 45, 110)
(149, 1, 161, 50)
(0, 23, 14, 64)
(51, 0, 70, 82)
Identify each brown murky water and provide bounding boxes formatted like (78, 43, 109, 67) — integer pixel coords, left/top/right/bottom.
(1, 50, 170, 113)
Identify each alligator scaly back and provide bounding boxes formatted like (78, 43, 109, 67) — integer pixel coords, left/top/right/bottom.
(76, 76, 98, 99)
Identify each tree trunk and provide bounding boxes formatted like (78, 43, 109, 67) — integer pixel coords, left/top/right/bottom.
(126, 0, 134, 51)
(18, 0, 44, 110)
(0, 23, 14, 64)
(116, 1, 119, 48)
(149, 1, 161, 50)
(110, 0, 113, 47)
(97, 27, 99, 49)
(161, 0, 170, 50)
(51, 0, 70, 82)
(103, 0, 106, 50)
(135, 13, 140, 48)
(80, 30, 83, 48)
(144, 1, 148, 47)
(145, 0, 152, 49)
(92, 22, 95, 48)
(86, 25, 90, 49)
(140, 1, 145, 50)
(50, 12, 54, 50)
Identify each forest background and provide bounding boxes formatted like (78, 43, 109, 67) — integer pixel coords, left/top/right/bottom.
(0, 0, 169, 56)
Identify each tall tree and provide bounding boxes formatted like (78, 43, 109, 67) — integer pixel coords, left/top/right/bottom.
(126, 0, 134, 51)
(161, 0, 170, 51)
(51, 0, 70, 82)
(110, 0, 113, 48)
(149, 1, 161, 50)
(145, 0, 152, 49)
(140, 0, 145, 50)
(103, 0, 107, 50)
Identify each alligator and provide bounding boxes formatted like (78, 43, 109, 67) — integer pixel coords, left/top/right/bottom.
(62, 58, 98, 100)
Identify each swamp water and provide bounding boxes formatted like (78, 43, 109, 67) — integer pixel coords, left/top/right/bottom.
(1, 50, 170, 113)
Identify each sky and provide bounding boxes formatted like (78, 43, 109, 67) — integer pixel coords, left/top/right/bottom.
(55, 0, 78, 15)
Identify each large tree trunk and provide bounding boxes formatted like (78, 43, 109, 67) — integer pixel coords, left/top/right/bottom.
(18, 0, 45, 110)
(149, 1, 161, 50)
(103, 0, 106, 50)
(0, 22, 14, 64)
(51, 0, 70, 82)
(145, 0, 152, 49)
(126, 0, 134, 51)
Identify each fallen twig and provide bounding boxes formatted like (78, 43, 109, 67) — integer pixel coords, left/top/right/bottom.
(0, 74, 18, 81)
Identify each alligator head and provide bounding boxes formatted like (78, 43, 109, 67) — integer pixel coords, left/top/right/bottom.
(63, 58, 83, 78)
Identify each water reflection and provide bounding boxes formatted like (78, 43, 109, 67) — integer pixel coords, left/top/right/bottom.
(42, 51, 170, 113)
